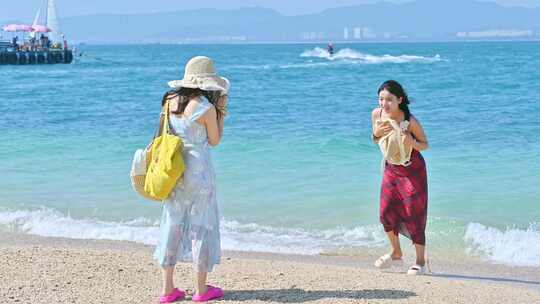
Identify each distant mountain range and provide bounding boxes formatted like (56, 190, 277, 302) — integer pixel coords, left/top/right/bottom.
(3, 0, 540, 43)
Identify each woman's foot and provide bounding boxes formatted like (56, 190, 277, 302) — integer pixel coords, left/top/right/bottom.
(192, 285, 224, 302)
(374, 253, 404, 269)
(159, 288, 185, 303)
(407, 264, 426, 276)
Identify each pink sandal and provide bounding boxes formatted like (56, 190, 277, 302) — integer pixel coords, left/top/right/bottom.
(159, 288, 186, 303)
(192, 285, 224, 302)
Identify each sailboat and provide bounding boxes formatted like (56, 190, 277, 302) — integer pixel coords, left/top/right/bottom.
(0, 0, 73, 65)
(32, 0, 62, 43)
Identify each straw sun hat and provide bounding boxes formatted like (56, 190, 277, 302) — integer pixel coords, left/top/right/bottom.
(168, 56, 230, 93)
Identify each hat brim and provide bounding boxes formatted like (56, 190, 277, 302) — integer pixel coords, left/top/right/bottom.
(168, 76, 229, 93)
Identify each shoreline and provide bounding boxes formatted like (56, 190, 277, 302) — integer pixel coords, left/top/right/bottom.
(1, 232, 539, 303)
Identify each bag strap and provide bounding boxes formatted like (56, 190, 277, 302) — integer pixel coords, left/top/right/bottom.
(162, 101, 171, 135)
(152, 101, 171, 140)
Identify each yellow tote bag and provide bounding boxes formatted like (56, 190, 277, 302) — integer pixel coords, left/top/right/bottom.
(144, 101, 185, 200)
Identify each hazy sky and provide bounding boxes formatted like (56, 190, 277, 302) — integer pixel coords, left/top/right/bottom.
(2, 0, 539, 22)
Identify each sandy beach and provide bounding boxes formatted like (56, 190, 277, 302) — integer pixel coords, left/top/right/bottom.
(1, 232, 539, 304)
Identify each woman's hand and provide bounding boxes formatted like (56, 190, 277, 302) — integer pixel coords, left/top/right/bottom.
(403, 131, 416, 146)
(373, 121, 393, 138)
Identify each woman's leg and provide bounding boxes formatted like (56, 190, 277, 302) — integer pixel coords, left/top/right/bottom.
(195, 272, 208, 295)
(386, 230, 403, 259)
(159, 224, 183, 295)
(162, 266, 175, 295)
(414, 243, 426, 266)
(193, 232, 211, 295)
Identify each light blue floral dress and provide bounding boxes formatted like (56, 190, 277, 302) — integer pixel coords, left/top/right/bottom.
(153, 97, 221, 273)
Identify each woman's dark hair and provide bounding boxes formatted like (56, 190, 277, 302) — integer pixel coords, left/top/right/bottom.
(161, 87, 222, 119)
(377, 80, 411, 121)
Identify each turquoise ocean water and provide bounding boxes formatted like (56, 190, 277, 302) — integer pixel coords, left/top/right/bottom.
(1, 42, 539, 267)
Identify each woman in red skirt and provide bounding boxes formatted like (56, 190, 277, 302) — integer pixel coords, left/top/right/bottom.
(371, 80, 429, 275)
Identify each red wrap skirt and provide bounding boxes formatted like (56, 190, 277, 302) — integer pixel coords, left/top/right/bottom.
(380, 150, 428, 245)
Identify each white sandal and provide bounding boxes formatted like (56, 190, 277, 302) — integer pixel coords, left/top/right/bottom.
(407, 264, 426, 275)
(374, 254, 404, 269)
